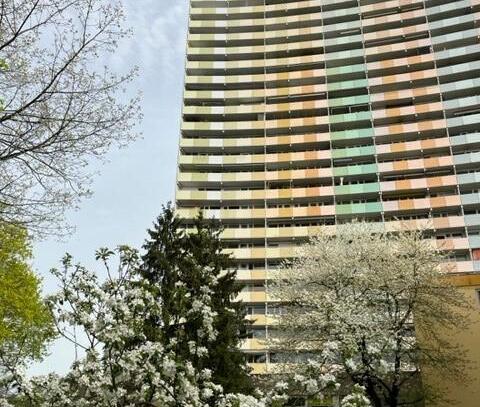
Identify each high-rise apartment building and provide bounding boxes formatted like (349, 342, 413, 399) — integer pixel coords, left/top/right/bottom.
(175, 0, 480, 399)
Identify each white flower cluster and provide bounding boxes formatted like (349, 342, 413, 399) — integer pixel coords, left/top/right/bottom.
(0, 246, 374, 407)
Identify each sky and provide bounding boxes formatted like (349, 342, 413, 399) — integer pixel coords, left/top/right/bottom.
(30, 0, 190, 375)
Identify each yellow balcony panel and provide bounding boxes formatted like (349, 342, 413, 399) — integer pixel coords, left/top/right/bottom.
(266, 225, 325, 239)
(248, 363, 269, 374)
(184, 88, 265, 100)
(186, 54, 322, 71)
(179, 154, 267, 166)
(228, 246, 295, 260)
(183, 105, 267, 117)
(188, 32, 265, 42)
(177, 172, 216, 183)
(180, 137, 265, 149)
(182, 120, 265, 132)
(190, 5, 265, 15)
(219, 208, 267, 219)
(245, 315, 277, 326)
(221, 190, 266, 201)
(240, 338, 267, 351)
(236, 291, 268, 303)
(181, 169, 331, 185)
(175, 190, 214, 201)
(221, 228, 267, 240)
(236, 269, 267, 281)
(187, 44, 267, 56)
(185, 74, 266, 85)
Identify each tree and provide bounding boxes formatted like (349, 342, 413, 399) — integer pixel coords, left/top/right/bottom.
(0, 0, 140, 235)
(0, 222, 54, 397)
(139, 205, 254, 395)
(268, 222, 471, 407)
(2, 247, 225, 407)
(0, 243, 369, 407)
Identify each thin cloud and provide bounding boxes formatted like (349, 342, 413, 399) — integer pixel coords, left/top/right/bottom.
(111, 0, 189, 79)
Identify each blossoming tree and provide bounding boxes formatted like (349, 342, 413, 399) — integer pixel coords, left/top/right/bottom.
(268, 222, 471, 407)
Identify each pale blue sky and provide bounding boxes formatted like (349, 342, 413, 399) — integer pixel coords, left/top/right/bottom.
(31, 1, 189, 374)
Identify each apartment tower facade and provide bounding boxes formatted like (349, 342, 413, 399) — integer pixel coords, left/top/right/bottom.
(175, 0, 480, 396)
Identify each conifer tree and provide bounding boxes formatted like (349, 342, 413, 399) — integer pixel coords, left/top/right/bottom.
(139, 204, 254, 395)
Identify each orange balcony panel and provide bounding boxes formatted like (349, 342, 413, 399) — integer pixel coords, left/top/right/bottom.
(363, 23, 429, 42)
(374, 119, 447, 137)
(266, 132, 331, 147)
(429, 174, 457, 188)
(361, 0, 423, 13)
(369, 68, 436, 86)
(365, 38, 432, 58)
(437, 238, 469, 251)
(433, 216, 465, 230)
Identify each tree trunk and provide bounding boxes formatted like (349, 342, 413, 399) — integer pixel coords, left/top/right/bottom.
(364, 378, 383, 407)
(388, 385, 400, 407)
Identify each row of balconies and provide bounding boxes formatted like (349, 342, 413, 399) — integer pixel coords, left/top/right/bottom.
(177, 119, 454, 153)
(177, 153, 460, 184)
(183, 42, 478, 76)
(184, 55, 440, 89)
(186, 9, 449, 47)
(218, 237, 476, 260)
(182, 71, 440, 100)
(188, 2, 473, 36)
(186, 36, 436, 63)
(181, 102, 450, 133)
(178, 136, 455, 166)
(234, 258, 480, 284)
(175, 193, 466, 220)
(176, 171, 480, 205)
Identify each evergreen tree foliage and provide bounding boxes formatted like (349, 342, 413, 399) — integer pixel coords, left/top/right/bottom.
(139, 204, 254, 395)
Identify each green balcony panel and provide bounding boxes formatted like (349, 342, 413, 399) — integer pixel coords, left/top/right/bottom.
(328, 94, 370, 108)
(332, 145, 375, 159)
(330, 128, 375, 141)
(329, 111, 372, 124)
(324, 35, 362, 47)
(449, 132, 480, 146)
(326, 64, 366, 77)
(327, 79, 368, 92)
(454, 152, 480, 166)
(469, 235, 480, 249)
(335, 202, 383, 215)
(325, 48, 365, 62)
(333, 163, 378, 177)
(457, 172, 480, 185)
(447, 113, 480, 129)
(461, 193, 480, 206)
(334, 182, 380, 196)
(464, 214, 480, 227)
